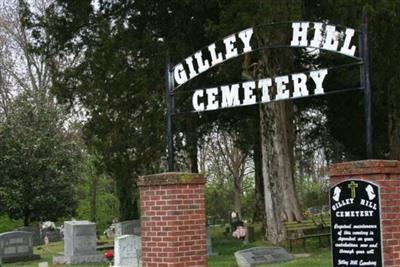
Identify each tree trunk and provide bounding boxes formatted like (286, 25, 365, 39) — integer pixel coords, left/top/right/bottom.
(260, 101, 302, 244)
(116, 173, 138, 221)
(90, 175, 97, 222)
(187, 123, 199, 173)
(233, 180, 242, 217)
(253, 120, 266, 223)
(253, 1, 303, 244)
(388, 77, 400, 160)
(24, 212, 30, 226)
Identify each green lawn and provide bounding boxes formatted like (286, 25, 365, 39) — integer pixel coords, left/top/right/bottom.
(4, 241, 106, 267)
(3, 226, 332, 267)
(208, 225, 331, 267)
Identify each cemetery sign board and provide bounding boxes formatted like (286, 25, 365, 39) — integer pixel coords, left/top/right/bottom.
(330, 180, 383, 267)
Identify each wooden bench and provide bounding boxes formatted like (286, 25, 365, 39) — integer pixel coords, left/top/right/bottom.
(284, 216, 331, 252)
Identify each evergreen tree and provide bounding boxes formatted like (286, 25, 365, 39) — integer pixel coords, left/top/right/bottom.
(0, 92, 81, 225)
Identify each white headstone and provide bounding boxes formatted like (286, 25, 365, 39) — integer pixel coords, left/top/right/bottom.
(114, 235, 141, 267)
(38, 262, 49, 267)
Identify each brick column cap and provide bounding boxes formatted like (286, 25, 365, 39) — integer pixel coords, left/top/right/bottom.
(328, 159, 400, 177)
(138, 172, 205, 186)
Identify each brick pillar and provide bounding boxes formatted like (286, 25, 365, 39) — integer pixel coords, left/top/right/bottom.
(138, 172, 207, 267)
(329, 160, 400, 267)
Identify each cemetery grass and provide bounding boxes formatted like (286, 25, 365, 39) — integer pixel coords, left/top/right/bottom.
(3, 240, 112, 267)
(208, 225, 332, 267)
(3, 227, 331, 267)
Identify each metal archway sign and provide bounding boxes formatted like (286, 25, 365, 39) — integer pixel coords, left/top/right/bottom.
(165, 18, 372, 171)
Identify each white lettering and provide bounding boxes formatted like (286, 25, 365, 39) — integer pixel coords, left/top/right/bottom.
(259, 78, 272, 103)
(291, 22, 309, 46)
(206, 88, 219, 111)
(208, 43, 224, 66)
(292, 73, 309, 97)
(223, 34, 238, 60)
(185, 56, 197, 79)
(174, 64, 188, 85)
(207, 88, 218, 110)
(310, 22, 323, 48)
(242, 81, 256, 105)
(323, 25, 339, 51)
(238, 28, 254, 53)
(310, 69, 328, 95)
(221, 84, 240, 108)
(275, 75, 290, 100)
(194, 51, 210, 73)
(191, 69, 330, 111)
(340, 28, 356, 56)
(192, 90, 205, 111)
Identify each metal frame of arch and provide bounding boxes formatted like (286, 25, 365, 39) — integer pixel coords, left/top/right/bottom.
(165, 16, 372, 172)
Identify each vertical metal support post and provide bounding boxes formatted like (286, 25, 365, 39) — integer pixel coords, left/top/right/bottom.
(362, 12, 373, 159)
(166, 63, 175, 171)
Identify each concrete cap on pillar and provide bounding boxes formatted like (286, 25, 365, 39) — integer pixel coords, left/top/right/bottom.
(329, 160, 400, 177)
(138, 172, 206, 186)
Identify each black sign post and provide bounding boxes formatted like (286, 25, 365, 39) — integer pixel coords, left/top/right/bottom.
(330, 180, 383, 267)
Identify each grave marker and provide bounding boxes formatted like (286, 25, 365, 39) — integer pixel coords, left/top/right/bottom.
(330, 180, 383, 267)
(114, 235, 141, 267)
(234, 247, 293, 267)
(63, 221, 103, 264)
(0, 231, 40, 263)
(15, 226, 42, 246)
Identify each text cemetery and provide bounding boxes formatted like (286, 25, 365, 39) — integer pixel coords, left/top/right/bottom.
(192, 69, 328, 111)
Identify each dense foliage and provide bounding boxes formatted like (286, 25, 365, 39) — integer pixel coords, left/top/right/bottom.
(0, 92, 81, 225)
(75, 154, 119, 232)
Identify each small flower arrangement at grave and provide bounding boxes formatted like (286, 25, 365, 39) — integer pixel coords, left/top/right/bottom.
(232, 225, 246, 240)
(103, 250, 114, 266)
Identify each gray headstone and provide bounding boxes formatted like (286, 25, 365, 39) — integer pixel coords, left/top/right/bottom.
(0, 231, 40, 263)
(15, 226, 42, 246)
(234, 247, 293, 267)
(114, 220, 140, 237)
(114, 235, 141, 267)
(63, 221, 103, 264)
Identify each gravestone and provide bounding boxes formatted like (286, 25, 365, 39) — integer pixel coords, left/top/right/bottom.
(330, 180, 383, 267)
(0, 231, 40, 263)
(38, 262, 49, 267)
(114, 220, 140, 237)
(16, 226, 42, 246)
(114, 235, 141, 267)
(63, 221, 103, 264)
(235, 247, 293, 267)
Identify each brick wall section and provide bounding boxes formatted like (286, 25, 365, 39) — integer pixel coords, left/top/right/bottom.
(138, 172, 207, 267)
(329, 160, 400, 267)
